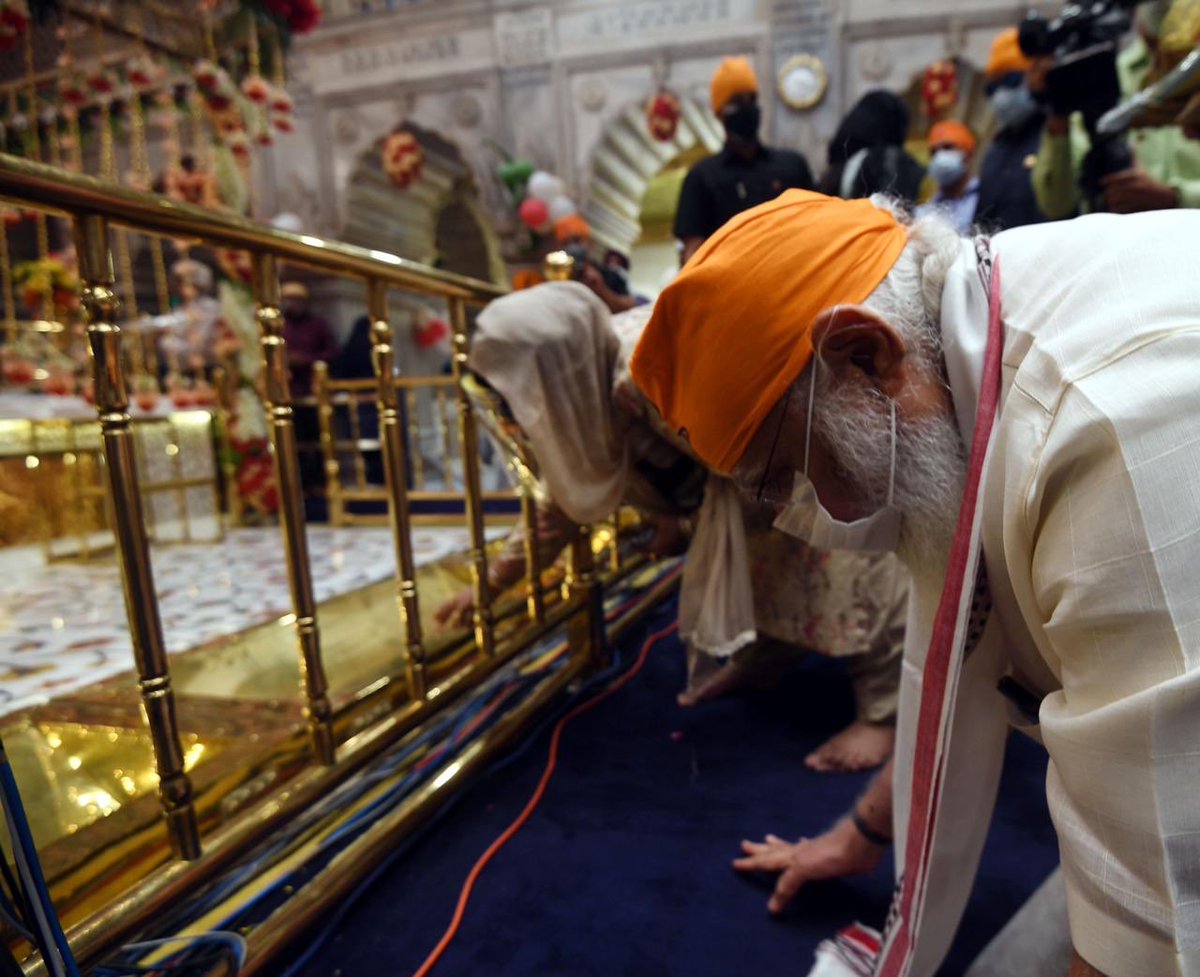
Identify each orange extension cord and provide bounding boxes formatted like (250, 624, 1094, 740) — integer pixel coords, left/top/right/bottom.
(412, 621, 679, 977)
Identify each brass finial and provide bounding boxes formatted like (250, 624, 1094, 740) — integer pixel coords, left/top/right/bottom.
(544, 250, 575, 282)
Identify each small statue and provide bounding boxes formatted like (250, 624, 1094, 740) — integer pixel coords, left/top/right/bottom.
(140, 259, 230, 378)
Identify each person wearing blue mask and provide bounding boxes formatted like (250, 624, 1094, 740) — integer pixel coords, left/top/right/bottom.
(914, 120, 979, 233)
(975, 28, 1050, 231)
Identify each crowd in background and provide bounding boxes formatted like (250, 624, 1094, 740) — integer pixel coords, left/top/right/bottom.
(543, 3, 1200, 308)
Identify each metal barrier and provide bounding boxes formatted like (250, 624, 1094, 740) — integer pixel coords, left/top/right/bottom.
(0, 154, 657, 977)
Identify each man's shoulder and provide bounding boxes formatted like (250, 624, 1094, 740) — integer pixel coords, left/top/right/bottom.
(762, 146, 809, 168)
(997, 211, 1200, 406)
(761, 146, 813, 186)
(687, 153, 725, 176)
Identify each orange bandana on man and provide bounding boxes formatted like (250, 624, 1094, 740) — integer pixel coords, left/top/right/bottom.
(985, 27, 1032, 81)
(710, 56, 758, 115)
(630, 189, 908, 473)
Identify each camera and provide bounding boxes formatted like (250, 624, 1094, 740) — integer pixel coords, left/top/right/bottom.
(1018, 0, 1141, 203)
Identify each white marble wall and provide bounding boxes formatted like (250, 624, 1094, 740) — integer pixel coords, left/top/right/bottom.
(265, 0, 1050, 261)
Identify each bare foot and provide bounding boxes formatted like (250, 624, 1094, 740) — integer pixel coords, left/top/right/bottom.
(804, 720, 895, 773)
(677, 659, 751, 707)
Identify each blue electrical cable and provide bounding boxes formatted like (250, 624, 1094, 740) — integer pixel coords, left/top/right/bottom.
(219, 669, 551, 929)
(0, 746, 83, 977)
(273, 607, 675, 977)
(95, 931, 248, 977)
(118, 572, 678, 974)
(176, 693, 483, 925)
(199, 667, 550, 936)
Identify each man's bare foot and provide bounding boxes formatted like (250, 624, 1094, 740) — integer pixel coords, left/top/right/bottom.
(677, 659, 750, 707)
(804, 720, 894, 773)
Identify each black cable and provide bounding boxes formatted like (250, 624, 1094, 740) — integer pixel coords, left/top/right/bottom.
(0, 843, 50, 968)
(0, 856, 28, 928)
(0, 941, 24, 977)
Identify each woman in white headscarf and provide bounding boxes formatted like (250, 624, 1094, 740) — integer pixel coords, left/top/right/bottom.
(435, 281, 908, 771)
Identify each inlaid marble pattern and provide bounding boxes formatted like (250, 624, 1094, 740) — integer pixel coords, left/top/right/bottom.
(0, 525, 503, 718)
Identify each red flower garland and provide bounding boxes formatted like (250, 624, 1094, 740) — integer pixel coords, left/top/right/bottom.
(0, 1, 29, 55)
(232, 438, 279, 515)
(264, 0, 321, 35)
(646, 91, 681, 142)
(921, 60, 959, 120)
(382, 130, 423, 190)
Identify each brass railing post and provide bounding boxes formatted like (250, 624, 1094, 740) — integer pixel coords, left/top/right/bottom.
(567, 524, 607, 665)
(609, 512, 622, 575)
(406, 388, 425, 490)
(437, 386, 456, 489)
(521, 491, 545, 625)
(74, 213, 201, 860)
(449, 298, 495, 657)
(368, 280, 428, 701)
(252, 255, 335, 765)
(212, 365, 242, 529)
(312, 362, 344, 527)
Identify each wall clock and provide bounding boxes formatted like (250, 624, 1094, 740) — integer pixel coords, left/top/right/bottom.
(777, 54, 828, 111)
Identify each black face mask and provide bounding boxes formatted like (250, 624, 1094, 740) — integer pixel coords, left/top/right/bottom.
(723, 102, 760, 140)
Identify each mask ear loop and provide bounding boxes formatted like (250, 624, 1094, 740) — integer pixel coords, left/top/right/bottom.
(803, 333, 822, 476)
(887, 399, 897, 506)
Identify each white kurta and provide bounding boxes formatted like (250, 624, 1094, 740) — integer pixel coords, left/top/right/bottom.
(906, 210, 1200, 976)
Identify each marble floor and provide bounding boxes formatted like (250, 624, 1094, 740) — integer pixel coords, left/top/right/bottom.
(0, 524, 506, 718)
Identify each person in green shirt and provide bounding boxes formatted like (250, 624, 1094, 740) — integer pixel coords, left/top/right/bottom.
(1032, 6, 1200, 217)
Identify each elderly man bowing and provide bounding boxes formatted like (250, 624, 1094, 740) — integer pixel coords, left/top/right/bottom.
(630, 190, 1200, 977)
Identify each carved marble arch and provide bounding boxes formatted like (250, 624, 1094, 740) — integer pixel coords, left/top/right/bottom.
(340, 121, 507, 286)
(582, 93, 725, 259)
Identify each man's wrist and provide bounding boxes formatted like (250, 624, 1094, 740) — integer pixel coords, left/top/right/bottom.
(850, 808, 892, 847)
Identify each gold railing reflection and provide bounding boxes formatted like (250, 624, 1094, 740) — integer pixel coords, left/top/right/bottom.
(310, 372, 517, 522)
(0, 154, 658, 977)
(0, 411, 222, 559)
(74, 211, 200, 860)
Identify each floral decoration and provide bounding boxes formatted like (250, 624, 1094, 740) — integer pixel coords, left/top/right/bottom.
(229, 437, 279, 515)
(262, 0, 321, 36)
(382, 129, 423, 190)
(13, 256, 80, 315)
(921, 60, 959, 120)
(646, 91, 681, 142)
(0, 1, 29, 55)
(125, 55, 165, 92)
(240, 74, 271, 105)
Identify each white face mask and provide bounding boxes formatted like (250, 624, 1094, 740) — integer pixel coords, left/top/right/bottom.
(928, 147, 967, 189)
(989, 84, 1037, 132)
(771, 360, 903, 552)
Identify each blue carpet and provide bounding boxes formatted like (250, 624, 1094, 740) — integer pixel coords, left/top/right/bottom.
(278, 598, 1059, 977)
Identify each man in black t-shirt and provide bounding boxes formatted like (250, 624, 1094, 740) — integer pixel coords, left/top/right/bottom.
(674, 56, 814, 264)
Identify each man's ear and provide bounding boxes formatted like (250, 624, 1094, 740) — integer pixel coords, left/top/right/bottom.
(810, 304, 907, 388)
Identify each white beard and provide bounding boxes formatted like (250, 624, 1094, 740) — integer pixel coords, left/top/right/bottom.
(812, 379, 967, 583)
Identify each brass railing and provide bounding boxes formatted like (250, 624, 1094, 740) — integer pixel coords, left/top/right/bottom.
(310, 370, 515, 524)
(0, 154, 664, 977)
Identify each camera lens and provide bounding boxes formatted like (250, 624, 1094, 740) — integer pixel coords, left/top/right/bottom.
(1018, 13, 1052, 57)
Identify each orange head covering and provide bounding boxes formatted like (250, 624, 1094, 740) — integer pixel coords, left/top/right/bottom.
(710, 56, 758, 115)
(928, 119, 976, 154)
(986, 27, 1032, 81)
(554, 214, 591, 244)
(630, 190, 908, 473)
(511, 269, 545, 291)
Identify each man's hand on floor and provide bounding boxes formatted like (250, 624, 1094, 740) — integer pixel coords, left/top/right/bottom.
(733, 816, 884, 915)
